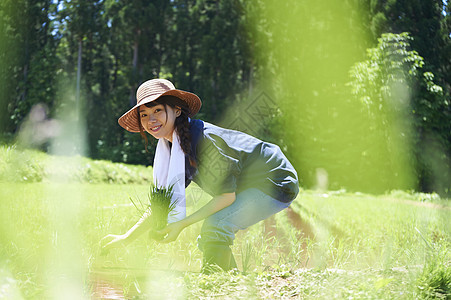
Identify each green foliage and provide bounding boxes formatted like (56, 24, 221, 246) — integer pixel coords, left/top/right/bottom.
(0, 0, 59, 132)
(366, 0, 448, 87)
(349, 32, 450, 196)
(350, 33, 424, 107)
(0, 144, 153, 184)
(363, 3, 451, 195)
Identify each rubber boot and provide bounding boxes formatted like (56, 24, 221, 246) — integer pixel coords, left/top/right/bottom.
(201, 244, 237, 274)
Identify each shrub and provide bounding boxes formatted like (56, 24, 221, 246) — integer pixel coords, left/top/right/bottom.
(0, 144, 153, 184)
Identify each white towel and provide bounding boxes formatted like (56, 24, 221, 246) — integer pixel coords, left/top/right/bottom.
(153, 130, 186, 223)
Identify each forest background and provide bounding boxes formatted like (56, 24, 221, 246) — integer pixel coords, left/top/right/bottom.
(0, 0, 450, 196)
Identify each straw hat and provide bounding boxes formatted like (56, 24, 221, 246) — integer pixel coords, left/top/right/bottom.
(118, 79, 202, 132)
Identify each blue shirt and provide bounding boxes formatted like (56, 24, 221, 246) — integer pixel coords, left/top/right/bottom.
(185, 119, 299, 203)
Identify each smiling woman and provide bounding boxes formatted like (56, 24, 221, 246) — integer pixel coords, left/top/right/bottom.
(102, 79, 300, 274)
(137, 96, 196, 169)
(139, 102, 179, 141)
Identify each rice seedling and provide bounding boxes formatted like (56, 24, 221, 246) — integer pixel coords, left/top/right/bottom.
(240, 242, 254, 274)
(129, 183, 177, 240)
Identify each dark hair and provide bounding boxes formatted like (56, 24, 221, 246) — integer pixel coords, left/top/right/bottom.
(137, 96, 196, 167)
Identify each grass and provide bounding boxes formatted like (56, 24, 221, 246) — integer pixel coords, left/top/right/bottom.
(0, 182, 449, 299)
(0, 148, 450, 298)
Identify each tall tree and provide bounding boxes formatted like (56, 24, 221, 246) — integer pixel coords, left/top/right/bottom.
(104, 0, 166, 106)
(441, 1, 451, 94)
(95, 0, 174, 164)
(365, 0, 451, 194)
(58, 0, 101, 112)
(367, 0, 449, 93)
(0, 0, 59, 138)
(349, 33, 449, 194)
(165, 0, 252, 121)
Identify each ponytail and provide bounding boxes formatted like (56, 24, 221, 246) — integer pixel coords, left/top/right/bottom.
(174, 110, 197, 167)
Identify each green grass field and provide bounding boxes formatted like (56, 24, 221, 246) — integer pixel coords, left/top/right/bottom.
(1, 180, 450, 299)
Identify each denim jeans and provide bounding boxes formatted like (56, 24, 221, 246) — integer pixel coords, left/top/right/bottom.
(197, 188, 292, 251)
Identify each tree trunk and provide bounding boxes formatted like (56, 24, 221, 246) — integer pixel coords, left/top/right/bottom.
(21, 32, 29, 104)
(43, 0, 50, 45)
(248, 63, 253, 97)
(76, 37, 82, 119)
(129, 29, 141, 107)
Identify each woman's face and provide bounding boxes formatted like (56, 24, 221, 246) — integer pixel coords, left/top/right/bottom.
(139, 103, 180, 141)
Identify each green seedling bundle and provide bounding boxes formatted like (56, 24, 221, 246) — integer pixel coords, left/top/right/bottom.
(129, 183, 177, 240)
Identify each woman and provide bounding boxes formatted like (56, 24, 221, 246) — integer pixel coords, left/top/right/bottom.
(102, 78, 299, 273)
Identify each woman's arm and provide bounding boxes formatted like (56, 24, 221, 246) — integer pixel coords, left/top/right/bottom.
(101, 209, 153, 252)
(157, 192, 236, 243)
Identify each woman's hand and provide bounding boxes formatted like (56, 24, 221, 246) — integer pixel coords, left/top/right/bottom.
(156, 221, 186, 243)
(155, 193, 236, 243)
(100, 234, 128, 255)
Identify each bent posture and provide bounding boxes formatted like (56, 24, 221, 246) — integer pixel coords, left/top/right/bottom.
(102, 79, 299, 273)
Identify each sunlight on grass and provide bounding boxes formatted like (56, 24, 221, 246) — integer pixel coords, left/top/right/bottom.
(0, 181, 449, 298)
